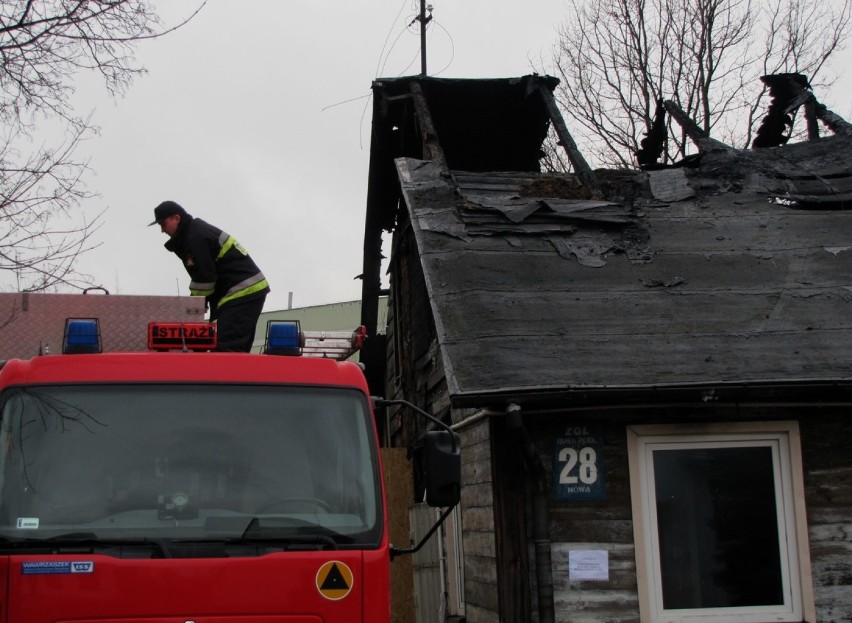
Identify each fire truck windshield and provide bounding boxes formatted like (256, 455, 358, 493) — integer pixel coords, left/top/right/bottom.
(0, 384, 382, 552)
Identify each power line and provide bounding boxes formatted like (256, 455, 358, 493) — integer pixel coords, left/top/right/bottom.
(375, 0, 409, 78)
(430, 19, 455, 77)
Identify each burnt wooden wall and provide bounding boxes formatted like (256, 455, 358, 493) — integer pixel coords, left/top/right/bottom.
(385, 213, 448, 441)
(492, 416, 532, 619)
(386, 215, 510, 621)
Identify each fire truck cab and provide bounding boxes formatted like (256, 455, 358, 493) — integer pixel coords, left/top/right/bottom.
(0, 319, 459, 622)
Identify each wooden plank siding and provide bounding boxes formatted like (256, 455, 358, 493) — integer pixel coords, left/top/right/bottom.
(509, 407, 852, 623)
(492, 416, 532, 619)
(801, 412, 852, 623)
(458, 418, 500, 621)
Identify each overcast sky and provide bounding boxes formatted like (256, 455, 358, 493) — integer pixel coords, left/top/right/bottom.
(62, 0, 569, 312)
(57, 1, 852, 313)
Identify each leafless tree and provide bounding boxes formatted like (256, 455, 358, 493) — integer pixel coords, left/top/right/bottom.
(548, 0, 851, 169)
(0, 0, 206, 292)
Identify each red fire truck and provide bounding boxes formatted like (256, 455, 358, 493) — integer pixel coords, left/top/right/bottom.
(0, 318, 459, 622)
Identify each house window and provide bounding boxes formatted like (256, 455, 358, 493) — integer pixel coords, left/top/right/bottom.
(627, 422, 814, 623)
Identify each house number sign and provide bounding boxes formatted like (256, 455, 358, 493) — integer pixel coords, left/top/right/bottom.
(552, 425, 606, 501)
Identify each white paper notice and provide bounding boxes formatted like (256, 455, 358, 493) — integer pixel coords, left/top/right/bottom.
(568, 549, 609, 581)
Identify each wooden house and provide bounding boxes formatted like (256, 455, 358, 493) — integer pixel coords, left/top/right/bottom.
(359, 74, 852, 623)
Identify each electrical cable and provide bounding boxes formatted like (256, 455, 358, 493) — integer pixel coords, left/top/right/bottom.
(375, 0, 410, 78)
(379, 24, 415, 77)
(430, 18, 455, 77)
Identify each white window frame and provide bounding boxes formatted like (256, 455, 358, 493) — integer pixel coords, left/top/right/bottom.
(627, 421, 815, 623)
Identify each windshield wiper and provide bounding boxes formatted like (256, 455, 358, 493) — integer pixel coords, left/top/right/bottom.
(269, 534, 339, 550)
(0, 534, 172, 557)
(171, 534, 339, 551)
(243, 517, 355, 545)
(40, 533, 174, 558)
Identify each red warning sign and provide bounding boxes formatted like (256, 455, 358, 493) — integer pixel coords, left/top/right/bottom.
(316, 560, 354, 600)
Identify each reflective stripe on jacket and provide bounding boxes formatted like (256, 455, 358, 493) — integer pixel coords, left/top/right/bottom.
(165, 215, 270, 311)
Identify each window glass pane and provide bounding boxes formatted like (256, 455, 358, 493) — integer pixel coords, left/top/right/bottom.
(653, 446, 783, 609)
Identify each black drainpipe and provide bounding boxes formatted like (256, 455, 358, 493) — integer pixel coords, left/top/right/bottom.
(505, 403, 555, 623)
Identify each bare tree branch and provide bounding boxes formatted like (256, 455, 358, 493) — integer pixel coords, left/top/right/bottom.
(546, 0, 851, 168)
(0, 1, 206, 292)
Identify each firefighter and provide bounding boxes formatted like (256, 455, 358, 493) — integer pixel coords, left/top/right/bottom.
(150, 200, 270, 352)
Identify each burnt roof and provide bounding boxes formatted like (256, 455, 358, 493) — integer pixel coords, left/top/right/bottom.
(362, 74, 852, 407)
(397, 134, 852, 407)
(370, 75, 557, 173)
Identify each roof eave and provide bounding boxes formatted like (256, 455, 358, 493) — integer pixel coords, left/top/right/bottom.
(449, 377, 852, 411)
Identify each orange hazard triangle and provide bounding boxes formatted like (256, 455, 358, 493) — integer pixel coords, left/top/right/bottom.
(316, 560, 353, 600)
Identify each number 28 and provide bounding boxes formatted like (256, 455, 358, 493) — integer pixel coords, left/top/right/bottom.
(558, 447, 598, 485)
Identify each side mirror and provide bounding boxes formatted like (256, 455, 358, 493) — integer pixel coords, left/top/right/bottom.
(372, 398, 462, 558)
(423, 430, 460, 508)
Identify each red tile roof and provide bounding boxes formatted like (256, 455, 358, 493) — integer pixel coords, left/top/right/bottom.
(0, 293, 206, 359)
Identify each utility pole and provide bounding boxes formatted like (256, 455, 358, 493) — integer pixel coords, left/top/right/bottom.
(419, 0, 432, 76)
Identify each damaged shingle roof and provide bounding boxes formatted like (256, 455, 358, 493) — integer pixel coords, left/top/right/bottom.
(398, 128, 852, 406)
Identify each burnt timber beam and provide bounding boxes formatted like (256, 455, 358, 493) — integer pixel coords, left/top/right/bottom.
(813, 100, 852, 136)
(771, 73, 852, 137)
(537, 84, 602, 197)
(360, 96, 399, 396)
(664, 100, 731, 152)
(804, 98, 820, 141)
(408, 81, 449, 172)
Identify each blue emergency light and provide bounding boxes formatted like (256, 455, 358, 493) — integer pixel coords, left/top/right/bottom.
(62, 318, 102, 354)
(264, 320, 304, 356)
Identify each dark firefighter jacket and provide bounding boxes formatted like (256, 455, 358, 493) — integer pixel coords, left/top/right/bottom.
(164, 214, 270, 317)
